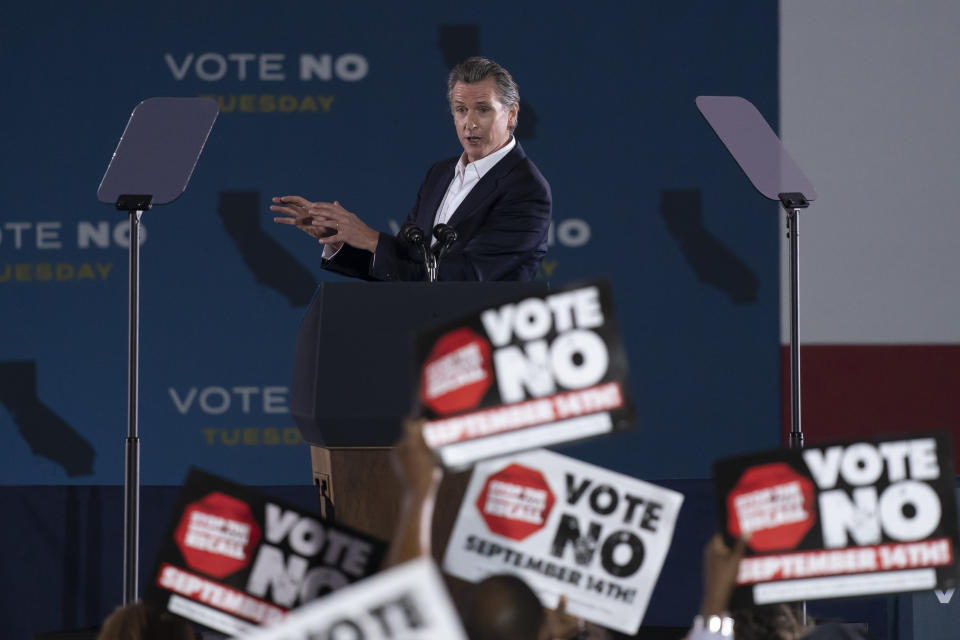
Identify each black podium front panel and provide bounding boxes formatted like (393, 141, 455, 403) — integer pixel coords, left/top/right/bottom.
(291, 282, 548, 447)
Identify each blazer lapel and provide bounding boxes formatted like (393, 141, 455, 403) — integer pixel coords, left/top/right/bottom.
(419, 160, 457, 231)
(446, 142, 525, 229)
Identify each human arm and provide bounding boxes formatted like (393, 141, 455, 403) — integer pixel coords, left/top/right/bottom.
(271, 195, 379, 253)
(685, 533, 747, 639)
(369, 161, 551, 282)
(539, 595, 603, 640)
(383, 419, 443, 567)
(271, 150, 551, 282)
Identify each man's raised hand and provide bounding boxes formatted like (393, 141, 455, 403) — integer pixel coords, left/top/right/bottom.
(271, 195, 379, 253)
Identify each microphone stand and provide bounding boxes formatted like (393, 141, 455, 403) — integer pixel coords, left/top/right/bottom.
(401, 223, 437, 282)
(432, 224, 458, 280)
(424, 251, 438, 283)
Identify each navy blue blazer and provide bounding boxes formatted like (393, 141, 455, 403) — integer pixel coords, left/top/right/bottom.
(322, 141, 551, 282)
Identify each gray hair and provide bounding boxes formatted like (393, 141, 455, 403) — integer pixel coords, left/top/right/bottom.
(447, 57, 520, 132)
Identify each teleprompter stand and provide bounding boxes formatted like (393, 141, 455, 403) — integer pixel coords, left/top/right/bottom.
(697, 95, 818, 624)
(695, 96, 818, 451)
(97, 98, 218, 605)
(778, 191, 810, 450)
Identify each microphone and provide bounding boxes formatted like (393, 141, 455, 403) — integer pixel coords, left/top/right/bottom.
(400, 222, 426, 246)
(432, 223, 458, 262)
(401, 222, 437, 282)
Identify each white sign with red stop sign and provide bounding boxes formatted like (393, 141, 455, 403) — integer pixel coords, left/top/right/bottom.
(443, 449, 684, 635)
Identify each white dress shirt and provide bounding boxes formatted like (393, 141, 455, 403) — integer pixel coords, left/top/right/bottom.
(323, 136, 516, 258)
(431, 136, 516, 243)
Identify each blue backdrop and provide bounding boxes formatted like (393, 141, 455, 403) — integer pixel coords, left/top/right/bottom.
(2, 1, 790, 635)
(1, 1, 780, 487)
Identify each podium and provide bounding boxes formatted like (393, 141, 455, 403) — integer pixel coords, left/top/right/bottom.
(291, 281, 548, 541)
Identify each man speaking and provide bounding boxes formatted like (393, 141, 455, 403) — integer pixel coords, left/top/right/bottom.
(271, 57, 551, 282)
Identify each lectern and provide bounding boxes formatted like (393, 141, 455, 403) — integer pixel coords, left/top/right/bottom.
(290, 281, 548, 540)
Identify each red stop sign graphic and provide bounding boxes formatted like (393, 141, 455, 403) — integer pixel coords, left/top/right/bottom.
(174, 492, 261, 578)
(420, 327, 493, 415)
(727, 462, 816, 552)
(476, 464, 555, 541)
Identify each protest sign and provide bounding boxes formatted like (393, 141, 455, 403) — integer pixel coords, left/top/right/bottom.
(715, 432, 959, 606)
(414, 281, 636, 469)
(144, 469, 385, 636)
(236, 557, 467, 640)
(443, 449, 683, 634)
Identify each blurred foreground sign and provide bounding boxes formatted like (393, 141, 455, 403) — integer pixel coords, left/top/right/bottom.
(715, 432, 959, 606)
(415, 281, 636, 469)
(145, 469, 385, 635)
(237, 558, 467, 640)
(443, 449, 683, 634)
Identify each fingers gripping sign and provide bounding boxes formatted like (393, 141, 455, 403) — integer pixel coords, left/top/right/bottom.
(541, 595, 586, 640)
(392, 419, 442, 496)
(270, 196, 379, 253)
(700, 533, 748, 618)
